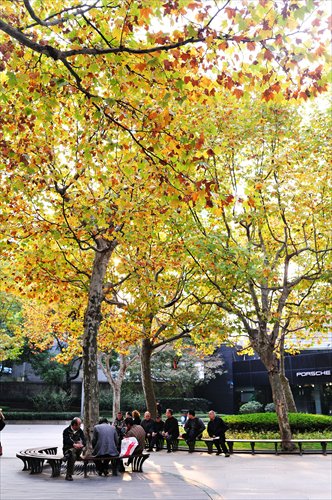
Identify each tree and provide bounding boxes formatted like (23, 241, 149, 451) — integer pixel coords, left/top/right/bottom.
(0, 1, 329, 444)
(98, 349, 139, 421)
(106, 224, 228, 416)
(0, 292, 25, 368)
(127, 344, 225, 398)
(176, 102, 331, 448)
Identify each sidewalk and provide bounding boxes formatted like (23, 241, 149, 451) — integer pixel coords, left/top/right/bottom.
(1, 424, 331, 500)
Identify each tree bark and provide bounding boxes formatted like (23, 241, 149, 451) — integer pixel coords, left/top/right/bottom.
(268, 369, 295, 450)
(280, 336, 297, 413)
(141, 338, 157, 418)
(280, 373, 297, 413)
(82, 239, 116, 448)
(251, 333, 295, 451)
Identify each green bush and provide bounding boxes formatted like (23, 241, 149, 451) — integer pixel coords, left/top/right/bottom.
(99, 390, 113, 410)
(121, 392, 146, 412)
(30, 390, 72, 411)
(224, 413, 332, 432)
(5, 411, 77, 420)
(264, 403, 276, 413)
(239, 401, 264, 414)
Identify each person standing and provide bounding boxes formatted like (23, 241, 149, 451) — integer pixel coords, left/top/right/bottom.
(62, 417, 86, 481)
(207, 410, 230, 457)
(162, 408, 179, 453)
(92, 417, 119, 476)
(141, 411, 155, 451)
(183, 410, 205, 453)
(0, 408, 6, 456)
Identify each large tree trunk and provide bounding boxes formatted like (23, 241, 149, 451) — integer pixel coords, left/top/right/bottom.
(279, 337, 297, 413)
(82, 239, 116, 449)
(112, 383, 121, 421)
(268, 369, 295, 450)
(280, 373, 297, 413)
(141, 338, 157, 418)
(253, 337, 295, 451)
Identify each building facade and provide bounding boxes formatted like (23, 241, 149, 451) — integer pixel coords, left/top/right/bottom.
(196, 346, 332, 415)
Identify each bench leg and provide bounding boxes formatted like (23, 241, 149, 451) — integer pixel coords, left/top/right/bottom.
(321, 442, 327, 455)
(131, 454, 149, 472)
(298, 442, 303, 455)
(30, 458, 44, 474)
(250, 442, 255, 455)
(227, 441, 234, 454)
(48, 459, 62, 477)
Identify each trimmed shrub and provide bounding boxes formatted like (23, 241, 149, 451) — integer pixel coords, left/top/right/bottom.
(30, 390, 72, 411)
(265, 403, 276, 413)
(5, 411, 76, 420)
(99, 390, 113, 411)
(239, 401, 264, 414)
(223, 413, 332, 432)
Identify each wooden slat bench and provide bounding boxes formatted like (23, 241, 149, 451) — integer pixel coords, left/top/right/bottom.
(174, 437, 332, 455)
(226, 438, 332, 455)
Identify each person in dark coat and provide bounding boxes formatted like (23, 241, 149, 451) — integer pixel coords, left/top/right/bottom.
(141, 411, 155, 451)
(132, 410, 141, 425)
(62, 417, 86, 481)
(183, 409, 205, 453)
(0, 408, 5, 456)
(113, 411, 126, 442)
(151, 414, 164, 451)
(207, 410, 230, 456)
(162, 408, 179, 453)
(92, 417, 119, 476)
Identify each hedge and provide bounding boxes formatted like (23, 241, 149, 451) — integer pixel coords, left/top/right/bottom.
(223, 413, 332, 432)
(5, 412, 77, 420)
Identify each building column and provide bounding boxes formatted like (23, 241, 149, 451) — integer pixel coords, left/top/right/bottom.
(313, 385, 322, 414)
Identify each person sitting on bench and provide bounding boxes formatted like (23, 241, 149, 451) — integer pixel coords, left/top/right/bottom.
(63, 417, 86, 481)
(182, 410, 205, 453)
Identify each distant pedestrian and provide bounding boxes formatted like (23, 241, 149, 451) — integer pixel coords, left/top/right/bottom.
(207, 410, 230, 457)
(0, 408, 6, 456)
(156, 401, 162, 415)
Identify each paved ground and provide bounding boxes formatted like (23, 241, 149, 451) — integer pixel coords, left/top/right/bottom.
(0, 424, 331, 500)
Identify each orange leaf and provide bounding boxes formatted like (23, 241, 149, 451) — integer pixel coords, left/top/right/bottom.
(263, 49, 274, 61)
